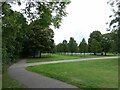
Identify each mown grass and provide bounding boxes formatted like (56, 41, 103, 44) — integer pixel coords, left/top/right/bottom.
(27, 53, 109, 63)
(2, 65, 23, 88)
(2, 73, 23, 88)
(26, 58, 118, 88)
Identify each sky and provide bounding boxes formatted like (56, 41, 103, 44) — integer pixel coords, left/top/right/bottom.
(11, 0, 113, 45)
(52, 0, 113, 45)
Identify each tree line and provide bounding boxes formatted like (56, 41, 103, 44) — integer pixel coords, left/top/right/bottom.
(56, 30, 119, 56)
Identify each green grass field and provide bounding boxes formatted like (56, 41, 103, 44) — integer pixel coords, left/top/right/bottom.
(27, 53, 110, 63)
(26, 58, 118, 88)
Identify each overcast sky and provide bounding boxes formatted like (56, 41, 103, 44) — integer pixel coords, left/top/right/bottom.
(52, 0, 112, 45)
(11, 0, 112, 45)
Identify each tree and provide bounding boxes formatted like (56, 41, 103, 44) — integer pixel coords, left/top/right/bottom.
(108, 0, 120, 53)
(2, 3, 28, 64)
(62, 40, 68, 52)
(79, 38, 88, 55)
(56, 43, 63, 53)
(88, 31, 102, 54)
(2, 1, 70, 64)
(16, 1, 70, 28)
(101, 34, 111, 55)
(90, 39, 102, 55)
(56, 40, 68, 53)
(89, 31, 102, 41)
(68, 37, 78, 53)
(22, 20, 54, 58)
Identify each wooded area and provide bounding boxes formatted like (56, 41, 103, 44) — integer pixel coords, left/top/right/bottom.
(2, 1, 70, 65)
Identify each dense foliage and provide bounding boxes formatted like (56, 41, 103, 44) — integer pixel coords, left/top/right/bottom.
(56, 37, 78, 53)
(107, 0, 120, 53)
(2, 1, 70, 65)
(79, 38, 88, 54)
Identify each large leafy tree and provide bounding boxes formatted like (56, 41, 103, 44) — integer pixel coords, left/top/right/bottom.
(22, 19, 54, 58)
(68, 37, 78, 53)
(2, 3, 28, 64)
(90, 39, 102, 55)
(18, 1, 70, 57)
(79, 38, 88, 55)
(101, 34, 111, 55)
(88, 31, 102, 54)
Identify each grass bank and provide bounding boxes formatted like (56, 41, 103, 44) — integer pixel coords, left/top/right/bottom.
(2, 65, 23, 88)
(2, 72, 23, 88)
(26, 58, 118, 88)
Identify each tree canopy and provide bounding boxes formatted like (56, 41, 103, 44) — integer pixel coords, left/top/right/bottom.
(2, 1, 70, 64)
(68, 37, 78, 53)
(88, 31, 102, 54)
(108, 0, 120, 53)
(79, 38, 88, 54)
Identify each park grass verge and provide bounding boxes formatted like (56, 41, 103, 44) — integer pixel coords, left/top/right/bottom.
(26, 58, 118, 88)
(27, 54, 109, 63)
(2, 65, 23, 88)
(2, 72, 23, 88)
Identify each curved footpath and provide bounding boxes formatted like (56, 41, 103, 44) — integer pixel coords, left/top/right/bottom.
(8, 56, 118, 88)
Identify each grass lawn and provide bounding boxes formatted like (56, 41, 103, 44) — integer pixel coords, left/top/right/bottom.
(26, 58, 118, 88)
(2, 72, 23, 88)
(2, 65, 23, 88)
(27, 53, 111, 63)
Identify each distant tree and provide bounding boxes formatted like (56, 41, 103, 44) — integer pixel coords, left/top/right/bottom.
(79, 38, 88, 55)
(90, 31, 102, 41)
(62, 40, 68, 52)
(56, 40, 68, 53)
(56, 43, 63, 53)
(51, 43, 57, 53)
(90, 39, 102, 55)
(88, 31, 102, 54)
(106, 31, 118, 54)
(100, 33, 113, 55)
(68, 37, 78, 53)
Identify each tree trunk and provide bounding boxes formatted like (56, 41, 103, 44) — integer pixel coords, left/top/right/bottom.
(84, 52, 85, 57)
(101, 52, 103, 56)
(33, 51, 36, 58)
(105, 52, 106, 56)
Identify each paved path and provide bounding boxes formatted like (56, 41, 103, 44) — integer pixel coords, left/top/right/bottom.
(8, 56, 118, 88)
